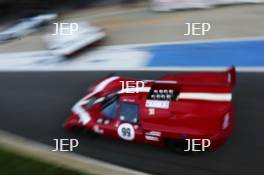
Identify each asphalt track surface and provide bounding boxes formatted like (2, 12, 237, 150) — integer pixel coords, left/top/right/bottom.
(0, 71, 263, 175)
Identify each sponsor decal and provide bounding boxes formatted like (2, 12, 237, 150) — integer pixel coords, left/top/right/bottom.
(146, 131, 161, 137)
(145, 131, 161, 141)
(148, 108, 155, 115)
(145, 135, 159, 141)
(145, 100, 170, 109)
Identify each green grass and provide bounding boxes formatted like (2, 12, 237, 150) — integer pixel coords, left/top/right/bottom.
(0, 148, 90, 175)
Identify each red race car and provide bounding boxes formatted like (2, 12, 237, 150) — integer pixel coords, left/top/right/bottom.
(65, 68, 236, 152)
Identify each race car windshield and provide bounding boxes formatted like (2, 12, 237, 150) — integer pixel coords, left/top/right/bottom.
(120, 102, 139, 123)
(101, 95, 119, 119)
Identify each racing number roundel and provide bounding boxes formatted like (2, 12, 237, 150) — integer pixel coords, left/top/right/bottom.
(117, 123, 135, 141)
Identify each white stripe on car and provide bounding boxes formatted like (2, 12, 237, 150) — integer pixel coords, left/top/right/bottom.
(72, 76, 119, 124)
(178, 93, 232, 101)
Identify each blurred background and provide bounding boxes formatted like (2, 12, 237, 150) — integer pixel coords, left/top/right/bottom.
(0, 0, 263, 52)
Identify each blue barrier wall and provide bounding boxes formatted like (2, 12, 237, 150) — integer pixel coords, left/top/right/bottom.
(142, 40, 264, 67)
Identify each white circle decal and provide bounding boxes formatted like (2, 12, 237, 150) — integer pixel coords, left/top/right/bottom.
(117, 123, 135, 141)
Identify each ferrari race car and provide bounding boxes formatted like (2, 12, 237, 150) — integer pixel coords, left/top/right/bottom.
(65, 68, 236, 152)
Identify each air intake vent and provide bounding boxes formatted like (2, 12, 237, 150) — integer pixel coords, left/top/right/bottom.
(147, 88, 178, 101)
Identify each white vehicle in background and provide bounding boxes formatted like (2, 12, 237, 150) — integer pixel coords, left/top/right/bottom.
(151, 0, 209, 11)
(44, 22, 106, 56)
(151, 0, 264, 12)
(0, 14, 57, 42)
(207, 0, 264, 6)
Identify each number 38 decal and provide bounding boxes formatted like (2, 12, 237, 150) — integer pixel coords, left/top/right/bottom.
(117, 123, 135, 141)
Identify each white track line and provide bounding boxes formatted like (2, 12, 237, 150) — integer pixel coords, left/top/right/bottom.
(0, 37, 263, 72)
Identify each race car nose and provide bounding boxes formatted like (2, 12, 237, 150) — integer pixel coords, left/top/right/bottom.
(64, 113, 80, 129)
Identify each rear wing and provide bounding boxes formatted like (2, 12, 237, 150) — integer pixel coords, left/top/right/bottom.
(160, 67, 236, 87)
